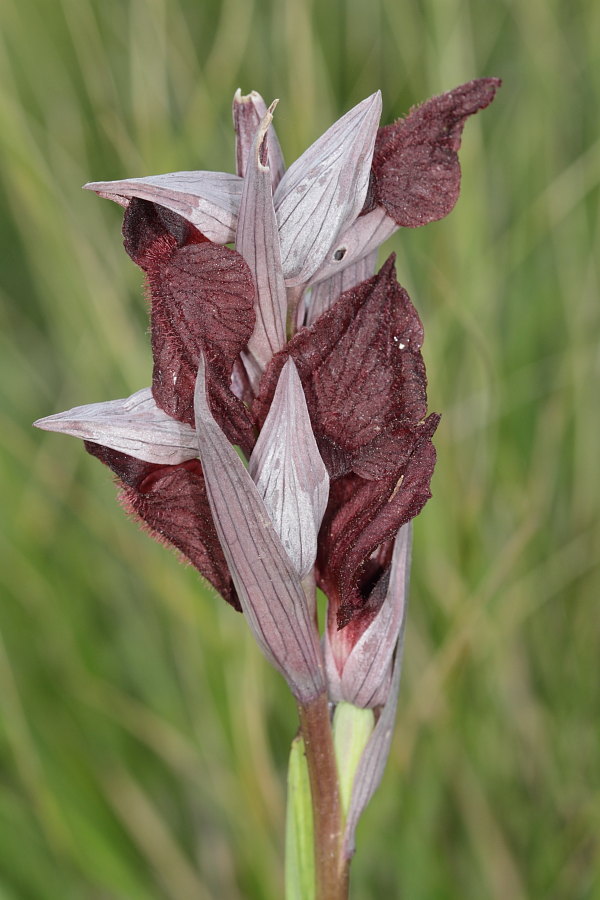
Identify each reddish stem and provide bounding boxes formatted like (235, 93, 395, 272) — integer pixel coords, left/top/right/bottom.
(298, 692, 349, 900)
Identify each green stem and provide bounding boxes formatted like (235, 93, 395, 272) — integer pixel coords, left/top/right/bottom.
(297, 692, 349, 900)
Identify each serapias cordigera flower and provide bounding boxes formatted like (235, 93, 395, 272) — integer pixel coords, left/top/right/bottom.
(35, 79, 500, 713)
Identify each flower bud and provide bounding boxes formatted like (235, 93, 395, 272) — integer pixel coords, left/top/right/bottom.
(325, 523, 412, 708)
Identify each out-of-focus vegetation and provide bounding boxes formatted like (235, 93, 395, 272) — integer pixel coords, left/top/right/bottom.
(1, 0, 598, 897)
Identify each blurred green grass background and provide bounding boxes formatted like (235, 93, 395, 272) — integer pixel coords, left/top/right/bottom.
(1, 0, 599, 897)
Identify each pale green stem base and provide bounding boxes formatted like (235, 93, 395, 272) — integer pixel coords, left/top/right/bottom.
(285, 695, 378, 899)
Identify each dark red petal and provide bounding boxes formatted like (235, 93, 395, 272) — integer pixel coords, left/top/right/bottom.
(150, 241, 256, 451)
(316, 414, 439, 626)
(351, 423, 423, 479)
(372, 78, 501, 227)
(255, 255, 426, 477)
(311, 268, 424, 454)
(84, 441, 239, 609)
(158, 242, 256, 373)
(122, 199, 257, 452)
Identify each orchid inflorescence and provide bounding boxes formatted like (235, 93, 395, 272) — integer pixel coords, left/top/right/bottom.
(35, 78, 500, 878)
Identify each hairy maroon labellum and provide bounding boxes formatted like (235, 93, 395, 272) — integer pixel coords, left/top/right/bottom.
(255, 255, 427, 480)
(123, 199, 257, 452)
(84, 441, 238, 608)
(317, 414, 439, 626)
(367, 77, 501, 226)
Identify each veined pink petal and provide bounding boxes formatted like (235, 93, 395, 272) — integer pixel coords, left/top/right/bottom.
(304, 250, 378, 327)
(34, 388, 197, 465)
(274, 92, 382, 285)
(308, 206, 396, 290)
(233, 89, 285, 189)
(249, 359, 329, 578)
(343, 630, 406, 858)
(84, 171, 243, 244)
(194, 355, 325, 703)
(236, 104, 288, 390)
(336, 523, 411, 707)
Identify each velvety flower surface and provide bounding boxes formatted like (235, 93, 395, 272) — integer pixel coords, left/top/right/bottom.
(86, 442, 239, 609)
(366, 78, 500, 226)
(35, 79, 500, 706)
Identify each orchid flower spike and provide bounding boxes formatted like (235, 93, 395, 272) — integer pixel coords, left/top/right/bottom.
(35, 78, 500, 722)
